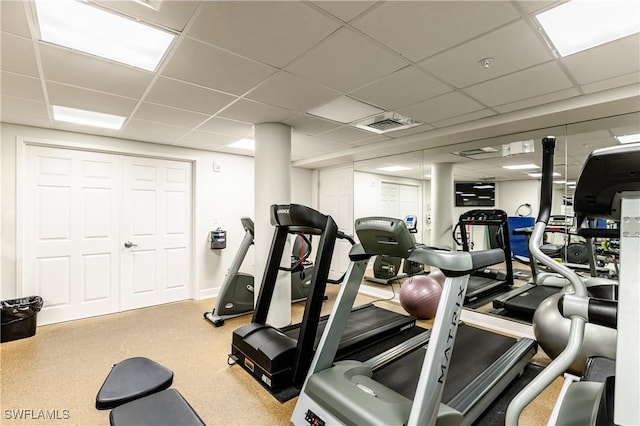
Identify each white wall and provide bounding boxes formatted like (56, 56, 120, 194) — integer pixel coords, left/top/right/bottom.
(354, 171, 426, 242)
(1, 123, 312, 301)
(350, 177, 566, 252)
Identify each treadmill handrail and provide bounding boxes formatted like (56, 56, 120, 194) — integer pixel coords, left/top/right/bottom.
(408, 247, 505, 277)
(270, 203, 331, 235)
(354, 216, 505, 275)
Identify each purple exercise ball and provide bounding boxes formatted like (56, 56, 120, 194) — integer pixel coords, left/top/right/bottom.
(400, 275, 442, 319)
(428, 268, 446, 287)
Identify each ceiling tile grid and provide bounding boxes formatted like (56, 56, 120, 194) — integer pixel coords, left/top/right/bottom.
(284, 27, 409, 93)
(0, 0, 637, 171)
(188, 1, 341, 69)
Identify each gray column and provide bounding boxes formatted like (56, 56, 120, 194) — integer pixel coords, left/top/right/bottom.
(254, 123, 291, 327)
(430, 163, 454, 250)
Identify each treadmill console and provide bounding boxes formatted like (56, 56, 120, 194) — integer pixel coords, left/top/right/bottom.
(404, 215, 418, 233)
(459, 209, 508, 224)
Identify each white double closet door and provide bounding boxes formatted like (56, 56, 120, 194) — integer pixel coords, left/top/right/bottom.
(22, 145, 193, 325)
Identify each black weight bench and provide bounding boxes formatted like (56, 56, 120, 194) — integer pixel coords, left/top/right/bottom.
(109, 388, 205, 426)
(96, 357, 204, 425)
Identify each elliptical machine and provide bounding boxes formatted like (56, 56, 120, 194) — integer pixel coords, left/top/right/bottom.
(204, 217, 314, 327)
(506, 140, 640, 425)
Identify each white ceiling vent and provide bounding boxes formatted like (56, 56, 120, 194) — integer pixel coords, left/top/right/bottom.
(453, 146, 501, 160)
(353, 112, 422, 134)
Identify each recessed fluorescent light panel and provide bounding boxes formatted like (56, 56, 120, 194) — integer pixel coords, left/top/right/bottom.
(615, 133, 640, 144)
(536, 0, 640, 57)
(528, 172, 561, 178)
(307, 96, 384, 124)
(227, 138, 255, 150)
(377, 166, 411, 172)
(503, 164, 539, 170)
(52, 105, 125, 129)
(35, 0, 175, 71)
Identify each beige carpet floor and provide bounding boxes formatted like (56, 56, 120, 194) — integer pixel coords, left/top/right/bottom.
(1, 288, 560, 425)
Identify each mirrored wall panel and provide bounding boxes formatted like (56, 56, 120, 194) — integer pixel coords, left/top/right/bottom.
(353, 111, 639, 324)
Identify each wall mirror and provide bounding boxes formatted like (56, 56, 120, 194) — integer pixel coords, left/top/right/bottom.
(353, 111, 639, 325)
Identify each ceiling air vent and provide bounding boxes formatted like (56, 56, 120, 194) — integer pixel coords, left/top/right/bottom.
(353, 112, 422, 134)
(453, 146, 501, 160)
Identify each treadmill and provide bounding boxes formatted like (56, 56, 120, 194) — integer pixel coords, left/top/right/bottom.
(230, 204, 417, 400)
(291, 216, 537, 426)
(453, 209, 515, 305)
(363, 215, 423, 284)
(493, 158, 619, 320)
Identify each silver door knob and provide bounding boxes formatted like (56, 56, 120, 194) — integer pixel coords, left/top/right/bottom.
(124, 241, 138, 248)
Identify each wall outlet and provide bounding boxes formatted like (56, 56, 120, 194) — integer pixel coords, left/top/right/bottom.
(213, 162, 221, 172)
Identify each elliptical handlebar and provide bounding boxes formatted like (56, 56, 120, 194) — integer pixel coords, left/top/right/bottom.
(505, 136, 589, 425)
(537, 136, 556, 225)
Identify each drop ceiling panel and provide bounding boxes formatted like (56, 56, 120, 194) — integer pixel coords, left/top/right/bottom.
(46, 82, 138, 116)
(284, 113, 342, 136)
(285, 28, 408, 93)
(350, 66, 451, 110)
(464, 62, 574, 107)
(397, 91, 485, 124)
(39, 44, 153, 99)
(217, 98, 294, 123)
(517, 1, 562, 14)
(246, 71, 340, 111)
(162, 38, 275, 95)
(292, 134, 347, 157)
(1, 72, 44, 102)
(145, 76, 236, 115)
(494, 88, 579, 113)
(350, 134, 391, 148)
(93, 0, 201, 32)
(420, 20, 553, 88)
(132, 102, 209, 128)
(352, 1, 520, 62)
(1, 1, 31, 37)
(1, 33, 39, 77)
(122, 118, 190, 141)
(1, 96, 50, 127)
(384, 123, 435, 139)
(315, 125, 379, 144)
(311, 1, 377, 23)
(430, 109, 496, 128)
(188, 2, 340, 68)
(581, 72, 640, 94)
(176, 130, 239, 148)
(562, 35, 640, 85)
(197, 117, 253, 138)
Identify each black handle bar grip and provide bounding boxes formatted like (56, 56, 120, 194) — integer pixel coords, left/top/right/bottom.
(337, 231, 356, 246)
(325, 231, 357, 284)
(558, 295, 617, 329)
(452, 223, 462, 246)
(537, 136, 556, 225)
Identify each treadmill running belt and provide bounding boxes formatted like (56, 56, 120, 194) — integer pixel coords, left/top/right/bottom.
(282, 304, 415, 354)
(503, 286, 560, 316)
(271, 325, 428, 403)
(372, 324, 516, 402)
(465, 276, 508, 304)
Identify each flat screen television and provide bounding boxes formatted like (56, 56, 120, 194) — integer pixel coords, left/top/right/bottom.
(455, 182, 495, 207)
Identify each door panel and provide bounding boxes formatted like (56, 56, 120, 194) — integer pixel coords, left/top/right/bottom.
(22, 145, 193, 324)
(24, 146, 122, 324)
(120, 157, 192, 311)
